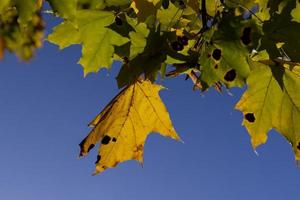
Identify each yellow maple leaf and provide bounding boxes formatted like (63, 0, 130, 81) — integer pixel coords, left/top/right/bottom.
(79, 79, 181, 175)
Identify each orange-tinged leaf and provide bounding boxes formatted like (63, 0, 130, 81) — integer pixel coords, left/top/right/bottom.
(79, 79, 181, 175)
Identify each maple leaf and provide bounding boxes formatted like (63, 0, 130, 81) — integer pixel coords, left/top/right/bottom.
(4, 0, 300, 172)
(79, 79, 181, 175)
(198, 16, 258, 90)
(157, 2, 182, 30)
(47, 21, 80, 49)
(48, 10, 129, 75)
(199, 41, 251, 89)
(46, 0, 77, 20)
(236, 60, 300, 160)
(126, 16, 150, 59)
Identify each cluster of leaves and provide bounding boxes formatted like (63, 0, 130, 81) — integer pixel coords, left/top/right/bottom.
(1, 0, 300, 174)
(0, 0, 44, 60)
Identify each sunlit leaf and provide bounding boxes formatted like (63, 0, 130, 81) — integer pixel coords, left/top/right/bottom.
(236, 61, 300, 160)
(291, 0, 300, 23)
(47, 21, 80, 49)
(48, 10, 129, 75)
(126, 16, 150, 59)
(46, 0, 77, 20)
(79, 79, 181, 174)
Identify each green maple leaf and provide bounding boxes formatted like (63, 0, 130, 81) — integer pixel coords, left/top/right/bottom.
(46, 0, 77, 20)
(236, 60, 300, 160)
(198, 16, 257, 90)
(48, 10, 129, 75)
(77, 10, 129, 75)
(47, 21, 80, 49)
(126, 16, 150, 59)
(157, 2, 182, 30)
(79, 28, 129, 75)
(199, 41, 251, 89)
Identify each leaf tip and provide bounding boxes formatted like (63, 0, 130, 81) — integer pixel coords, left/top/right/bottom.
(250, 133, 268, 150)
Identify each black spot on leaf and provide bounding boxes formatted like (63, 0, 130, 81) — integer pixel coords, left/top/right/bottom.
(224, 69, 236, 82)
(297, 142, 300, 150)
(95, 155, 101, 164)
(162, 0, 169, 9)
(79, 138, 86, 149)
(212, 48, 222, 61)
(112, 137, 117, 142)
(122, 56, 129, 64)
(115, 16, 123, 26)
(79, 137, 87, 156)
(87, 144, 95, 152)
(81, 3, 90, 9)
(214, 64, 218, 69)
(245, 113, 255, 123)
(241, 27, 252, 45)
(171, 41, 184, 51)
(101, 135, 111, 145)
(178, 0, 186, 8)
(178, 36, 188, 46)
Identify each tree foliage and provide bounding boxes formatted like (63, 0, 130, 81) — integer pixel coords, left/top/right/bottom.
(1, 0, 300, 174)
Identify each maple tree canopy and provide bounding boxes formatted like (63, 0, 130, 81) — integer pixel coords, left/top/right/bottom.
(1, 0, 300, 174)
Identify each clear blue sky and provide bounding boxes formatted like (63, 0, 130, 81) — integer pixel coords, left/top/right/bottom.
(0, 14, 299, 200)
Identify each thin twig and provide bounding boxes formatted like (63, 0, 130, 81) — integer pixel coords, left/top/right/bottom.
(188, 70, 202, 90)
(259, 58, 300, 67)
(201, 0, 208, 30)
(227, 0, 264, 23)
(193, 0, 208, 50)
(42, 10, 54, 14)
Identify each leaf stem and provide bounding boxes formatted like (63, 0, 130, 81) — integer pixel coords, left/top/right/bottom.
(188, 70, 202, 90)
(201, 0, 208, 30)
(227, 0, 264, 23)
